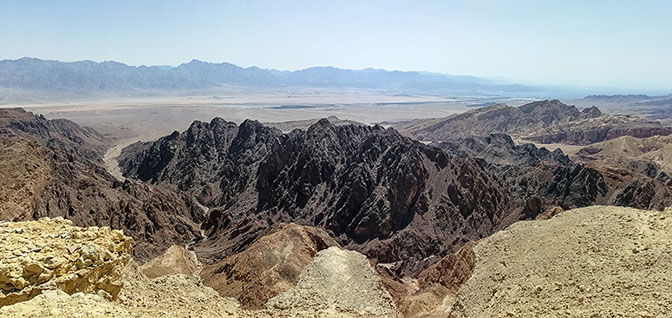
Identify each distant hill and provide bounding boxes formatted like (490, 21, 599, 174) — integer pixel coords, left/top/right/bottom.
(582, 94, 652, 103)
(394, 100, 672, 144)
(0, 57, 533, 95)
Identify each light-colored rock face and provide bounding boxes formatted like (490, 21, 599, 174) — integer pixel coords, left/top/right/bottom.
(0, 290, 133, 318)
(0, 217, 132, 307)
(267, 246, 397, 317)
(449, 206, 672, 318)
(200, 223, 338, 308)
(139, 245, 201, 278)
(118, 261, 242, 318)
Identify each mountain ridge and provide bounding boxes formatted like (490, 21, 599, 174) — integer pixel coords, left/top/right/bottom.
(0, 57, 532, 95)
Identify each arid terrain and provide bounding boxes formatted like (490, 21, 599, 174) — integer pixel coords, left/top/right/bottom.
(1, 94, 672, 317)
(3, 0, 672, 315)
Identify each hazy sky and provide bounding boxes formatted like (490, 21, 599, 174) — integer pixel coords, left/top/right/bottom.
(1, 0, 671, 90)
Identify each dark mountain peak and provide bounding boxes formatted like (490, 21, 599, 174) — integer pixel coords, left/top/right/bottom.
(307, 118, 336, 134)
(484, 133, 516, 147)
(209, 117, 237, 128)
(581, 105, 603, 118)
(519, 99, 577, 114)
(238, 119, 271, 134)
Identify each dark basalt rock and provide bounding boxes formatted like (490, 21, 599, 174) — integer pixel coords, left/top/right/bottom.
(120, 118, 519, 276)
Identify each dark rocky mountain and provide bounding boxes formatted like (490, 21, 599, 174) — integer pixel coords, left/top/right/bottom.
(0, 108, 109, 161)
(120, 118, 529, 276)
(435, 134, 609, 211)
(395, 100, 672, 145)
(0, 109, 204, 261)
(436, 134, 672, 211)
(0, 57, 532, 95)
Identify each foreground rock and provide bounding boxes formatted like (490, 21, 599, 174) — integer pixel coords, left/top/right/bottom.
(0, 218, 400, 317)
(118, 261, 241, 318)
(267, 247, 397, 317)
(201, 223, 338, 308)
(449, 206, 672, 317)
(0, 290, 133, 318)
(0, 218, 132, 307)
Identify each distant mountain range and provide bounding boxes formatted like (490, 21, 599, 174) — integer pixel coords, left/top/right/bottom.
(582, 94, 672, 104)
(0, 57, 533, 95)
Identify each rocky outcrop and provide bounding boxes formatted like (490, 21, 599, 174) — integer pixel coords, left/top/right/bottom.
(120, 118, 520, 276)
(436, 133, 672, 212)
(449, 206, 672, 317)
(200, 223, 338, 308)
(580, 105, 602, 118)
(524, 119, 672, 145)
(0, 218, 132, 307)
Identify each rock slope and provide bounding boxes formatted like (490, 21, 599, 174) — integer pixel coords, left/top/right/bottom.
(449, 206, 672, 317)
(0, 290, 133, 318)
(572, 135, 672, 210)
(437, 133, 672, 211)
(394, 100, 592, 142)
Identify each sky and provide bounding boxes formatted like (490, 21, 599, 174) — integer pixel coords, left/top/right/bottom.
(1, 0, 671, 91)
